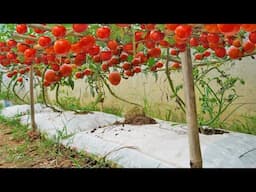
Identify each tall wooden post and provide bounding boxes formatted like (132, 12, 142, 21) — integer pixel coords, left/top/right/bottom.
(29, 64, 37, 131)
(181, 47, 202, 168)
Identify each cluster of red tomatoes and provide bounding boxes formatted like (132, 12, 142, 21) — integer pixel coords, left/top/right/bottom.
(0, 24, 255, 86)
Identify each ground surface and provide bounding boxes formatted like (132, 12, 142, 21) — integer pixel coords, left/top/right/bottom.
(0, 119, 116, 168)
(2, 104, 256, 168)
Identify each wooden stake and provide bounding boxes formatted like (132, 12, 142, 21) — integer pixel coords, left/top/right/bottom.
(29, 64, 37, 131)
(181, 47, 202, 168)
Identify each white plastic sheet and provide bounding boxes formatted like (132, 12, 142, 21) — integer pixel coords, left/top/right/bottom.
(2, 104, 256, 168)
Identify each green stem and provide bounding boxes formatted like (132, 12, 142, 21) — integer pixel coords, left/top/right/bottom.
(55, 83, 66, 110)
(6, 77, 15, 100)
(100, 75, 143, 108)
(0, 72, 3, 93)
(55, 82, 88, 113)
(194, 66, 218, 83)
(222, 102, 245, 123)
(204, 82, 221, 104)
(12, 80, 29, 104)
(29, 64, 37, 131)
(165, 48, 185, 113)
(41, 66, 62, 112)
(203, 94, 238, 126)
(41, 66, 50, 107)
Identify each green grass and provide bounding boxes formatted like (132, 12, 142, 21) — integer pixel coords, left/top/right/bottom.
(59, 96, 123, 116)
(0, 115, 28, 141)
(143, 97, 186, 123)
(0, 90, 25, 105)
(224, 115, 256, 135)
(2, 85, 256, 136)
(0, 115, 119, 168)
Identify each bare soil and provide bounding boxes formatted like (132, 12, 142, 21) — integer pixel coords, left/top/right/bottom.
(0, 123, 114, 168)
(124, 114, 157, 125)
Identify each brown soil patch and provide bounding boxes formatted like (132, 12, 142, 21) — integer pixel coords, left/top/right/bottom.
(124, 114, 157, 125)
(0, 122, 115, 168)
(199, 127, 229, 135)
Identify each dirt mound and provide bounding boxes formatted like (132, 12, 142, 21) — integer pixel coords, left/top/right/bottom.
(199, 127, 229, 135)
(124, 114, 157, 125)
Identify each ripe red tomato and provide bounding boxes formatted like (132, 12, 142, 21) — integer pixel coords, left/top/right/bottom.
(141, 24, 155, 30)
(243, 41, 255, 53)
(199, 32, 208, 43)
(71, 43, 83, 54)
(109, 71, 121, 85)
(135, 52, 148, 63)
(72, 24, 88, 33)
(59, 64, 72, 77)
(101, 63, 109, 71)
(170, 49, 179, 56)
(46, 54, 56, 63)
(203, 51, 211, 57)
(155, 61, 164, 68)
(43, 81, 51, 87)
(108, 57, 119, 66)
(38, 36, 51, 47)
(195, 53, 203, 60)
(19, 68, 26, 74)
(84, 68, 92, 76)
(135, 31, 144, 41)
(217, 24, 240, 36)
(100, 50, 112, 61)
(131, 58, 141, 66)
(7, 39, 17, 47)
(1, 59, 11, 67)
(79, 35, 95, 50)
(125, 70, 134, 76)
(34, 28, 45, 34)
(148, 48, 161, 58)
(159, 40, 170, 48)
(122, 62, 131, 70)
(165, 24, 180, 31)
(120, 52, 129, 61)
(93, 54, 101, 63)
(134, 67, 141, 73)
(17, 43, 29, 53)
(123, 43, 133, 54)
(249, 32, 256, 44)
(149, 30, 165, 41)
(204, 24, 219, 33)
(52, 25, 66, 37)
(145, 40, 155, 49)
(207, 33, 220, 43)
(75, 72, 84, 79)
(189, 37, 199, 47)
(96, 26, 111, 39)
(240, 24, 256, 32)
(88, 45, 100, 56)
(45, 69, 57, 83)
(107, 40, 118, 50)
(54, 39, 71, 55)
(232, 39, 241, 47)
(228, 46, 242, 59)
(24, 48, 36, 58)
(6, 52, 17, 60)
(175, 25, 192, 40)
(16, 24, 27, 34)
(51, 63, 60, 71)
(171, 62, 181, 69)
(145, 24, 156, 30)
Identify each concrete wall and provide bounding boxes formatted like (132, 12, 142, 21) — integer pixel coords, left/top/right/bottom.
(46, 57, 256, 123)
(4, 56, 254, 123)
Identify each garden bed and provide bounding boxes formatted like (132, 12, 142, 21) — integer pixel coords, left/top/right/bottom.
(2, 103, 256, 168)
